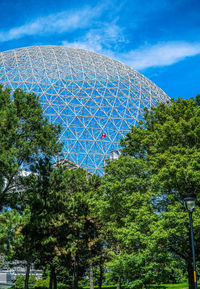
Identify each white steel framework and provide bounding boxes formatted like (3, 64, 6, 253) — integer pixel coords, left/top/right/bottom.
(0, 46, 170, 174)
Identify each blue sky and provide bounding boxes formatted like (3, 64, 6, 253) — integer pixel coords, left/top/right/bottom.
(0, 0, 199, 99)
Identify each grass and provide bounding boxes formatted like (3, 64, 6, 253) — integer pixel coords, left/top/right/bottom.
(149, 282, 200, 289)
(83, 282, 198, 289)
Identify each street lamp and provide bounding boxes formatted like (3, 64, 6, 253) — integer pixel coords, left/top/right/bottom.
(184, 194, 197, 289)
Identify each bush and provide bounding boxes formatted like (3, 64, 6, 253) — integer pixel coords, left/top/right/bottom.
(57, 283, 70, 289)
(83, 286, 126, 289)
(148, 284, 189, 289)
(14, 275, 36, 289)
(34, 278, 49, 289)
(34, 279, 69, 289)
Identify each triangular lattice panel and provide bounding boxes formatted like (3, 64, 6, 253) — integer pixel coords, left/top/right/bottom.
(0, 46, 170, 174)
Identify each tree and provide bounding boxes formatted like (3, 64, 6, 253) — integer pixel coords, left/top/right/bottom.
(0, 206, 38, 289)
(21, 161, 102, 289)
(0, 85, 62, 289)
(97, 156, 181, 288)
(47, 168, 101, 289)
(120, 97, 200, 289)
(0, 85, 62, 209)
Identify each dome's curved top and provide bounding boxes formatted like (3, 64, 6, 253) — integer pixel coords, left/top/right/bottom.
(0, 45, 170, 174)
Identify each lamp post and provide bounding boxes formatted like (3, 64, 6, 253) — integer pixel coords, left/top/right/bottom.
(184, 195, 197, 289)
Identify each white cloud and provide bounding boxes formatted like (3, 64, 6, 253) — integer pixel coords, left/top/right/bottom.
(62, 38, 200, 71)
(62, 33, 104, 54)
(62, 23, 127, 57)
(0, 7, 102, 42)
(120, 42, 200, 70)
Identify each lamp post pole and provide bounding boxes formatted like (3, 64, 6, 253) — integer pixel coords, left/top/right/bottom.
(189, 211, 197, 289)
(184, 195, 197, 289)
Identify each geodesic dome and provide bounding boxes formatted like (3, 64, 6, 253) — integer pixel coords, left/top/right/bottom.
(0, 46, 170, 174)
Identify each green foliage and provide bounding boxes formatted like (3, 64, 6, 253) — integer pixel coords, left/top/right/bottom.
(19, 163, 102, 287)
(0, 208, 31, 260)
(99, 97, 200, 288)
(34, 278, 49, 289)
(14, 275, 36, 289)
(0, 86, 63, 288)
(121, 97, 200, 199)
(57, 283, 70, 289)
(148, 283, 190, 289)
(83, 284, 125, 289)
(34, 278, 69, 289)
(120, 98, 200, 275)
(0, 85, 62, 210)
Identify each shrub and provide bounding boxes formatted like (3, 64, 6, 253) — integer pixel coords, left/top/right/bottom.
(14, 275, 36, 289)
(57, 283, 70, 289)
(83, 286, 125, 289)
(34, 279, 69, 289)
(34, 278, 49, 289)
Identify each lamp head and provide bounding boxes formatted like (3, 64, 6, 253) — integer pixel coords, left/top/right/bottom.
(184, 194, 196, 212)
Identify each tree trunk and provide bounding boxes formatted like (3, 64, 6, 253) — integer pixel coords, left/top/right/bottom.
(116, 277, 121, 289)
(49, 267, 53, 289)
(98, 257, 103, 289)
(24, 262, 31, 289)
(188, 262, 195, 289)
(89, 262, 94, 289)
(53, 267, 57, 289)
(53, 274, 57, 289)
(49, 266, 57, 289)
(187, 219, 196, 289)
(72, 258, 78, 289)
